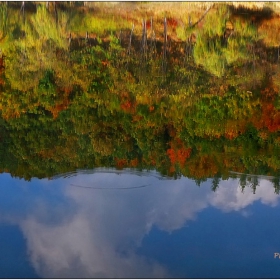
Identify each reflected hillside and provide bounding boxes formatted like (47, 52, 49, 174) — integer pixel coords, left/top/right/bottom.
(0, 2, 279, 187)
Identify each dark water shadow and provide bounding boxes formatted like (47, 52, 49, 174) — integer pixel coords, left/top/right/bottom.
(8, 1, 37, 13)
(228, 5, 274, 24)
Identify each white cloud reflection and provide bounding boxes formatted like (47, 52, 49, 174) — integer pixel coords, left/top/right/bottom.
(3, 171, 279, 278)
(209, 179, 278, 211)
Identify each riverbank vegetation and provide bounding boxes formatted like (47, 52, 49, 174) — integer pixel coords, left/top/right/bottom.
(0, 2, 279, 193)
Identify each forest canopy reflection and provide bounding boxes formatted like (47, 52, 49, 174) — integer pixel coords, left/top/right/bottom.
(0, 2, 279, 191)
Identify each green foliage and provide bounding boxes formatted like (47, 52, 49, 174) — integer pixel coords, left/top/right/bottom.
(0, 2, 8, 39)
(69, 13, 130, 36)
(202, 4, 228, 37)
(30, 5, 69, 49)
(194, 36, 226, 77)
(193, 6, 258, 77)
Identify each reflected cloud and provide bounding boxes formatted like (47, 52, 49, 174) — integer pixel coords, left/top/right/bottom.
(0, 172, 279, 278)
(210, 179, 278, 212)
(21, 215, 167, 278)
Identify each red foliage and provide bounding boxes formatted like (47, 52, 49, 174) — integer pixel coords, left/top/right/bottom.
(121, 101, 132, 110)
(120, 99, 136, 113)
(261, 86, 277, 100)
(0, 56, 4, 69)
(167, 147, 192, 165)
(167, 18, 178, 30)
(0, 56, 4, 86)
(177, 148, 192, 165)
(115, 158, 128, 169)
(167, 148, 176, 164)
(167, 137, 192, 167)
(252, 102, 280, 132)
(261, 103, 280, 132)
(101, 60, 109, 67)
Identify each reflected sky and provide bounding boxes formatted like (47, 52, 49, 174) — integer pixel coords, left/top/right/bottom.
(0, 171, 280, 278)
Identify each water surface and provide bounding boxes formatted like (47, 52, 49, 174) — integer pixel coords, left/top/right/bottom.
(0, 2, 280, 278)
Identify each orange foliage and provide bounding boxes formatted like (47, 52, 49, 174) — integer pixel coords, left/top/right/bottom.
(115, 158, 128, 169)
(224, 129, 239, 140)
(120, 92, 136, 114)
(258, 17, 280, 47)
(167, 148, 176, 164)
(224, 120, 247, 139)
(101, 60, 109, 67)
(49, 101, 70, 119)
(48, 87, 72, 119)
(149, 156, 156, 166)
(223, 158, 230, 167)
(130, 158, 138, 167)
(167, 138, 192, 167)
(167, 18, 178, 30)
(169, 165, 176, 174)
(48, 102, 69, 119)
(261, 85, 277, 100)
(258, 131, 268, 140)
(120, 100, 135, 113)
(255, 103, 280, 132)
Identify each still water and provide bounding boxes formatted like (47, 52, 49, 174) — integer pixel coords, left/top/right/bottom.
(0, 1, 280, 278)
(1, 171, 280, 278)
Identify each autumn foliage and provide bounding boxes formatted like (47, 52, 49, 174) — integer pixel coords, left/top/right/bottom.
(0, 3, 280, 182)
(120, 92, 136, 114)
(0, 56, 4, 86)
(167, 138, 192, 167)
(260, 103, 280, 132)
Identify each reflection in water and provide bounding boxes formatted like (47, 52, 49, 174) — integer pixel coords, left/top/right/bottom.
(0, 2, 279, 182)
(1, 171, 280, 278)
(0, 2, 280, 278)
(70, 182, 152, 190)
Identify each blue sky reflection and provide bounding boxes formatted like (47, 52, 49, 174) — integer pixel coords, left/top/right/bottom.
(0, 171, 280, 278)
